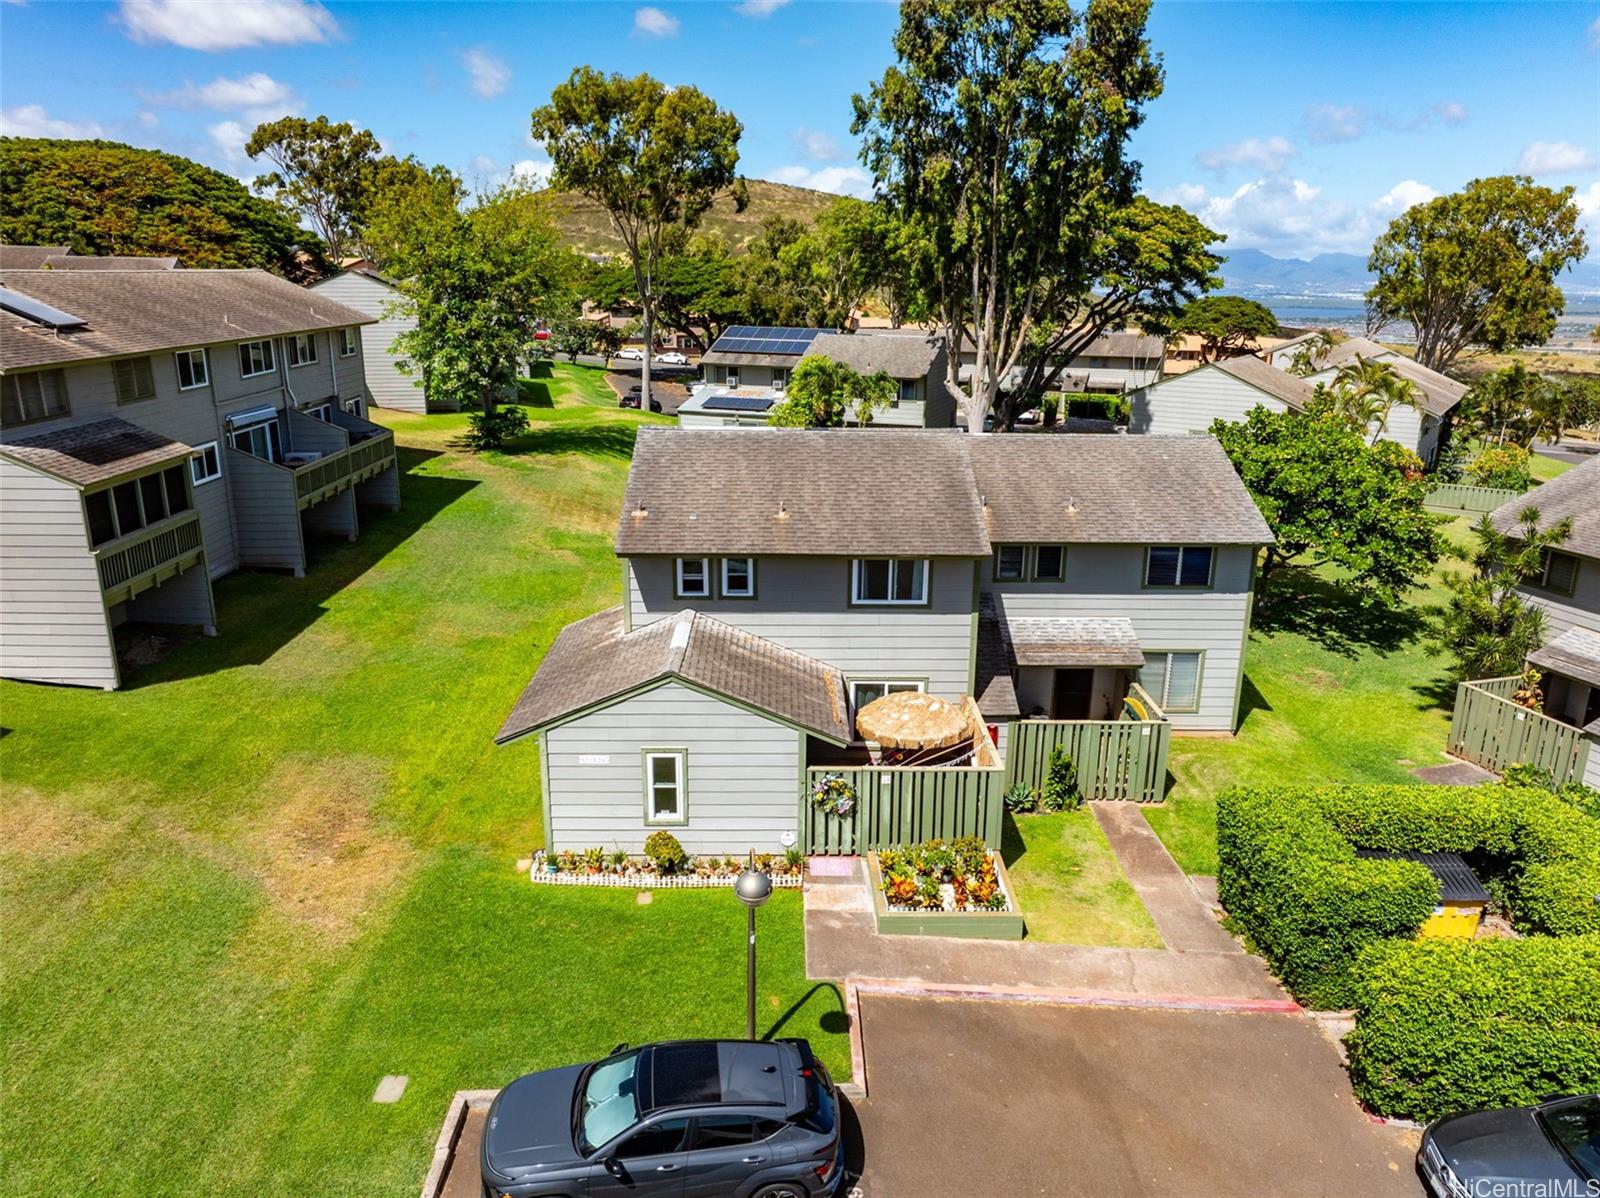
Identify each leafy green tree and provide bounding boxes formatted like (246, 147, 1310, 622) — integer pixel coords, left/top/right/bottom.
(1365, 176, 1589, 373)
(592, 322, 624, 364)
(852, 0, 1164, 432)
(1464, 445, 1532, 491)
(769, 356, 896, 427)
(1436, 508, 1573, 680)
(1286, 329, 1337, 376)
(1174, 295, 1280, 362)
(384, 185, 574, 444)
(0, 136, 325, 278)
(1002, 197, 1223, 428)
(361, 158, 465, 271)
(246, 116, 384, 263)
(1459, 363, 1557, 448)
(1211, 406, 1441, 603)
(587, 238, 747, 353)
(549, 317, 594, 363)
(1325, 355, 1420, 444)
(532, 68, 745, 411)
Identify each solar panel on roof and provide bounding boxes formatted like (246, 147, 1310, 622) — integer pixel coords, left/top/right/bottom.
(702, 394, 776, 413)
(710, 325, 828, 355)
(0, 286, 87, 330)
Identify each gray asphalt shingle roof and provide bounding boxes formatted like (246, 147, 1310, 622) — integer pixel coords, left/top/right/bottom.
(0, 269, 374, 371)
(1528, 626, 1600, 691)
(803, 331, 941, 378)
(616, 427, 990, 557)
(1003, 615, 1145, 667)
(968, 434, 1274, 546)
(1490, 456, 1600, 559)
(495, 607, 851, 743)
(0, 245, 71, 269)
(38, 255, 180, 271)
(0, 416, 193, 487)
(1212, 354, 1318, 411)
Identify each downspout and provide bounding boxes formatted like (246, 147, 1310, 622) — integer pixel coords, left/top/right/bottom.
(278, 336, 296, 454)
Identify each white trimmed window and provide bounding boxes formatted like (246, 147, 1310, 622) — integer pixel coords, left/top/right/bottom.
(238, 340, 276, 378)
(287, 333, 318, 367)
(1537, 550, 1580, 596)
(175, 349, 209, 391)
(852, 558, 928, 605)
(1146, 545, 1214, 588)
(1033, 545, 1065, 581)
(994, 545, 1025, 581)
(644, 751, 686, 823)
(896, 378, 917, 407)
(675, 557, 710, 598)
(343, 396, 363, 417)
(1138, 651, 1202, 713)
(849, 679, 924, 712)
(721, 557, 754, 598)
(228, 412, 283, 463)
(306, 403, 333, 422)
(189, 441, 222, 486)
(338, 328, 358, 357)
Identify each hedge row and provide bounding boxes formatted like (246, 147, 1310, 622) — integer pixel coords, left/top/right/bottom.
(1346, 935, 1600, 1120)
(1215, 784, 1600, 1008)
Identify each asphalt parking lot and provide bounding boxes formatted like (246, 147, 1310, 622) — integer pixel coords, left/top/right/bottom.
(843, 994, 1421, 1198)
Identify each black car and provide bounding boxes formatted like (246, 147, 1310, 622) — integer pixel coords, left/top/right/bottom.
(1418, 1093, 1600, 1197)
(481, 1038, 843, 1198)
(618, 390, 663, 413)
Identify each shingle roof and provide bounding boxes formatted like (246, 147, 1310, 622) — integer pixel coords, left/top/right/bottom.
(39, 255, 180, 271)
(1320, 336, 1397, 369)
(1080, 332, 1166, 360)
(1003, 615, 1145, 667)
(615, 427, 991, 557)
(1212, 354, 1318, 411)
(975, 598, 1020, 719)
(495, 607, 851, 743)
(1376, 356, 1467, 417)
(1529, 626, 1600, 690)
(1490, 456, 1600, 559)
(804, 331, 941, 379)
(0, 269, 374, 371)
(0, 416, 193, 487)
(0, 245, 71, 269)
(968, 434, 1274, 546)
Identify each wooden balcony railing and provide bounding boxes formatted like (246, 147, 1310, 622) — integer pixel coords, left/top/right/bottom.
(94, 510, 205, 602)
(293, 428, 396, 507)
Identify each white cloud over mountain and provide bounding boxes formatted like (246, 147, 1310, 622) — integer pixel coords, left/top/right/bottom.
(766, 164, 873, 200)
(1154, 175, 1438, 256)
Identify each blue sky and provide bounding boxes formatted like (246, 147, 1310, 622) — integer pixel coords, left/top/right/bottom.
(2, 0, 1597, 260)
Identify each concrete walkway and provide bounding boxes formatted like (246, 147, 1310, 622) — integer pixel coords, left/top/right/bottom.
(1089, 801, 1243, 954)
(805, 863, 1284, 1004)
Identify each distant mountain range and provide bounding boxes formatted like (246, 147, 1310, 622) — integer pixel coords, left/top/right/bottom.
(1219, 247, 1600, 300)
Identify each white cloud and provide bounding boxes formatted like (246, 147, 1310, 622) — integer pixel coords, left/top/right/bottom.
(1196, 135, 1298, 174)
(509, 159, 554, 190)
(1373, 179, 1438, 214)
(789, 127, 840, 161)
(469, 154, 554, 191)
(119, 0, 339, 51)
(1589, 14, 1600, 52)
(0, 104, 106, 139)
(460, 48, 510, 99)
(1517, 140, 1596, 175)
(150, 72, 300, 118)
(735, 0, 789, 16)
(633, 6, 680, 38)
(1160, 175, 1446, 257)
(1304, 104, 1364, 144)
(207, 119, 250, 166)
(137, 110, 160, 129)
(766, 164, 873, 200)
(1432, 100, 1468, 126)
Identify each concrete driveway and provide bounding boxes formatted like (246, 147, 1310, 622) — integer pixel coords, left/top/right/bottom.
(843, 994, 1420, 1198)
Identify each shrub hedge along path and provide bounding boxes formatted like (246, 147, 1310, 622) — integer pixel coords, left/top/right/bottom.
(0, 372, 850, 1198)
(1217, 783, 1600, 1118)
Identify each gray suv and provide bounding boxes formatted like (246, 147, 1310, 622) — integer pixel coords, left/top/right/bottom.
(481, 1038, 844, 1198)
(1418, 1093, 1599, 1197)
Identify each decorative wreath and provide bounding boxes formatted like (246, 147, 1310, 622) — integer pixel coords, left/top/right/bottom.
(810, 772, 857, 816)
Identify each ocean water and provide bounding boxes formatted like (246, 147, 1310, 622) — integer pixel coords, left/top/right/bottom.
(1258, 296, 1600, 350)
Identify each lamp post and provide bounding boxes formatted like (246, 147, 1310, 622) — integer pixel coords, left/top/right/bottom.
(734, 856, 773, 1041)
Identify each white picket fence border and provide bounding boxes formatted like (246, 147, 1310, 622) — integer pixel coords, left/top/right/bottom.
(528, 867, 804, 890)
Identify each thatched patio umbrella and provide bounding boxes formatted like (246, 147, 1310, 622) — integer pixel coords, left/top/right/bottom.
(855, 691, 973, 750)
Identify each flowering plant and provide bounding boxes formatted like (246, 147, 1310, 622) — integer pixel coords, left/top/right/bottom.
(810, 772, 857, 816)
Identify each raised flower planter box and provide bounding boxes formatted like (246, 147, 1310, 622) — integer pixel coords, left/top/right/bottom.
(866, 847, 1025, 941)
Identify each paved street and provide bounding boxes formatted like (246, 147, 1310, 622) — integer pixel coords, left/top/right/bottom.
(844, 994, 1421, 1198)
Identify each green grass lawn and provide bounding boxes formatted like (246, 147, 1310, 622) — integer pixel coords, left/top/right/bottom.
(1002, 811, 1163, 948)
(0, 369, 846, 1198)
(516, 359, 618, 407)
(1143, 517, 1478, 876)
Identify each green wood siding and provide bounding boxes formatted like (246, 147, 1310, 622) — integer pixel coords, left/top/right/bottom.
(1005, 716, 1172, 803)
(800, 762, 1004, 855)
(1447, 677, 1593, 784)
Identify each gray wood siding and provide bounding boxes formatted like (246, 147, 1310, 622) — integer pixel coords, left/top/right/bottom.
(626, 555, 977, 698)
(1585, 738, 1600, 792)
(1302, 366, 1431, 459)
(122, 564, 215, 629)
(0, 459, 117, 688)
(1519, 555, 1600, 637)
(1129, 370, 1288, 436)
(224, 449, 305, 574)
(982, 544, 1256, 731)
(310, 272, 436, 412)
(541, 681, 801, 854)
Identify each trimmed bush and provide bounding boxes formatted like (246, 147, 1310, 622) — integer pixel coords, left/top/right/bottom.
(1346, 936, 1600, 1120)
(1216, 784, 1600, 1007)
(643, 830, 687, 876)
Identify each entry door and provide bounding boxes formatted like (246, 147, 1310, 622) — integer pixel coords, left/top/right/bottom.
(1052, 669, 1095, 720)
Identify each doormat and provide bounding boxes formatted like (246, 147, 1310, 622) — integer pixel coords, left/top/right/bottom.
(807, 857, 857, 877)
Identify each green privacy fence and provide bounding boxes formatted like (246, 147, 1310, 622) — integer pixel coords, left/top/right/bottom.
(800, 763, 1005, 855)
(1005, 716, 1172, 803)
(1447, 677, 1592, 784)
(1423, 483, 1525, 514)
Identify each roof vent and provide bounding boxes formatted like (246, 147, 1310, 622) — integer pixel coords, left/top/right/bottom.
(776, 500, 788, 520)
(632, 503, 648, 518)
(1065, 496, 1078, 514)
(669, 616, 692, 651)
